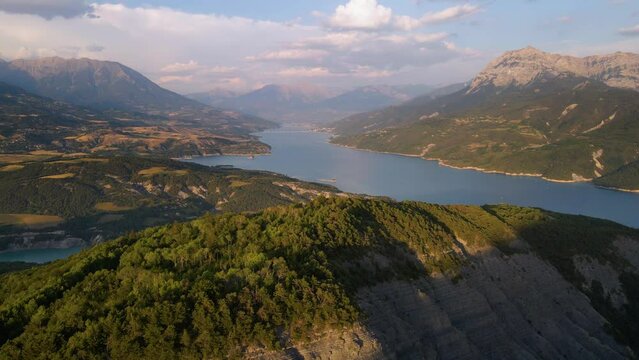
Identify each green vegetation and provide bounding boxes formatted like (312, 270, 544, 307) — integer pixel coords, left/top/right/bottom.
(0, 262, 37, 275)
(0, 197, 637, 358)
(0, 156, 338, 251)
(332, 77, 639, 188)
(594, 159, 639, 191)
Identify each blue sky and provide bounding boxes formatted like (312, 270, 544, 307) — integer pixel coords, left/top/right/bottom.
(0, 0, 637, 93)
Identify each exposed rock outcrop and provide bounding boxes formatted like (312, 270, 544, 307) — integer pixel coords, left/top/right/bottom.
(469, 47, 639, 93)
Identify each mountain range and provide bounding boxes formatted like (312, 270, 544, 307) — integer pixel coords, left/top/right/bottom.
(331, 47, 639, 191)
(0, 57, 276, 156)
(188, 83, 460, 124)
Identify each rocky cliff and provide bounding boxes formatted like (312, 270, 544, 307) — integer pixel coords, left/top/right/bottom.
(469, 46, 639, 93)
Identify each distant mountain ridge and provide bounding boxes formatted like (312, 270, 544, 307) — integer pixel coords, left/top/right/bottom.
(189, 83, 459, 124)
(0, 57, 275, 135)
(0, 57, 197, 111)
(331, 47, 639, 190)
(469, 46, 639, 93)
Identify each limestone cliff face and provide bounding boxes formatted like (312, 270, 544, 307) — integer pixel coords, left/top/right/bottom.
(266, 240, 636, 359)
(469, 46, 639, 92)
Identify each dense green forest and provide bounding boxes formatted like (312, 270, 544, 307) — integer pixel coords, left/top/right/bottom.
(0, 197, 637, 358)
(0, 156, 338, 251)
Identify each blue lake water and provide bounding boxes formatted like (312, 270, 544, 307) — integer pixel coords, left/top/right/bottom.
(4, 129, 637, 265)
(189, 130, 639, 228)
(0, 247, 84, 264)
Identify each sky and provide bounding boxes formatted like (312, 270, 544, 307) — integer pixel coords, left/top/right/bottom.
(0, 0, 638, 94)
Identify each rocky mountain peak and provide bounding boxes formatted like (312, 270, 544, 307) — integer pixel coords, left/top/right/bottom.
(468, 47, 639, 93)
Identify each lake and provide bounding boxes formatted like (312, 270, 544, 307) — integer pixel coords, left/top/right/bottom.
(0, 246, 84, 264)
(6, 129, 637, 265)
(189, 130, 639, 228)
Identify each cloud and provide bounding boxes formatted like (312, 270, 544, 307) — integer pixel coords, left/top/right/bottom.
(0, 0, 90, 19)
(328, 0, 393, 30)
(619, 24, 639, 36)
(324, 0, 480, 31)
(161, 60, 202, 73)
(251, 30, 475, 82)
(278, 67, 332, 77)
(420, 4, 480, 24)
(201, 66, 237, 74)
(0, 3, 320, 92)
(247, 49, 329, 61)
(0, 2, 483, 91)
(157, 75, 193, 84)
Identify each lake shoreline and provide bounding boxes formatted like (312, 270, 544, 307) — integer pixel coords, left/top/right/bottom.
(328, 140, 639, 193)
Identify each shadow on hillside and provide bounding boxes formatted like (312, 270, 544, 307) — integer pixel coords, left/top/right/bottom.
(325, 205, 639, 359)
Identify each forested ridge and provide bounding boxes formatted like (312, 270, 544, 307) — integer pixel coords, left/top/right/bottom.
(1, 197, 637, 359)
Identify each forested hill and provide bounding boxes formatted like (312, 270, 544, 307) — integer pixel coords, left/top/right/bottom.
(1, 197, 637, 359)
(0, 156, 339, 252)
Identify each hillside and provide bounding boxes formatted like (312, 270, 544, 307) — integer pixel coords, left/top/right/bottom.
(0, 197, 637, 358)
(0, 156, 339, 252)
(0, 57, 275, 135)
(0, 82, 269, 157)
(332, 48, 639, 188)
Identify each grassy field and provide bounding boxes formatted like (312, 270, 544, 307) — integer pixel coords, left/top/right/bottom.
(40, 173, 75, 179)
(0, 214, 64, 229)
(0, 165, 24, 172)
(138, 167, 189, 176)
(94, 202, 135, 212)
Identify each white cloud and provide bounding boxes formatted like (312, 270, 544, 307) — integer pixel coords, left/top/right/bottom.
(619, 24, 639, 36)
(157, 75, 193, 84)
(161, 60, 201, 73)
(0, 2, 483, 91)
(247, 49, 329, 61)
(420, 4, 479, 24)
(325, 0, 480, 31)
(278, 67, 332, 77)
(201, 66, 237, 74)
(328, 0, 393, 30)
(0, 3, 320, 92)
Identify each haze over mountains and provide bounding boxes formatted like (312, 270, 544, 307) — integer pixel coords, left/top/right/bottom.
(332, 47, 639, 191)
(189, 83, 461, 124)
